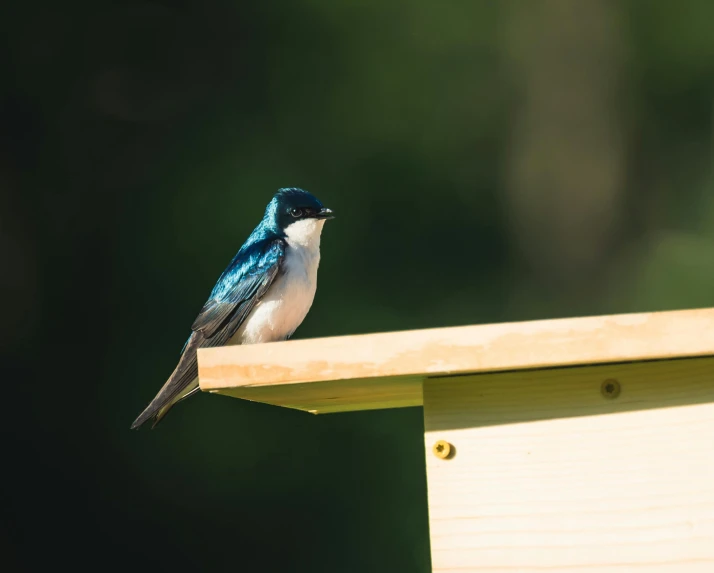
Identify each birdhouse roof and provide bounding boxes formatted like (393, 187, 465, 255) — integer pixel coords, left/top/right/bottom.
(197, 307, 714, 414)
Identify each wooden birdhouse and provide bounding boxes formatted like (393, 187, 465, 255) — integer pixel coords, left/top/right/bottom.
(198, 307, 714, 572)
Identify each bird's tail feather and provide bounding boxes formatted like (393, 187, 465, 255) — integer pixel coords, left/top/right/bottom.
(131, 333, 203, 430)
(148, 385, 201, 428)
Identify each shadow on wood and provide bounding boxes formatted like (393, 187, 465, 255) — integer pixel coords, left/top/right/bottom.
(424, 356, 714, 431)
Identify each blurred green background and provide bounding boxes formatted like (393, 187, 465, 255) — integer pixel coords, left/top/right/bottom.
(3, 0, 714, 571)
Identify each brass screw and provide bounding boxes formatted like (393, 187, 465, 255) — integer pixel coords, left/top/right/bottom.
(601, 378, 621, 399)
(433, 440, 453, 459)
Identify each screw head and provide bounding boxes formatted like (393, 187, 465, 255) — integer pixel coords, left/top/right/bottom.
(433, 440, 453, 459)
(601, 378, 621, 399)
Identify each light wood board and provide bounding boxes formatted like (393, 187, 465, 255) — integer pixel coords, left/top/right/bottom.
(423, 356, 714, 572)
(197, 307, 714, 413)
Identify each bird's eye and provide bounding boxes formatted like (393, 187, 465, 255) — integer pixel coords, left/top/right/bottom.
(290, 208, 303, 218)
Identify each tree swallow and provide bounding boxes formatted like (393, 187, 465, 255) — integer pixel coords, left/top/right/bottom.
(131, 187, 334, 429)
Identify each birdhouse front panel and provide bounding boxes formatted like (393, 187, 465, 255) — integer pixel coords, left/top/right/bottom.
(423, 357, 714, 572)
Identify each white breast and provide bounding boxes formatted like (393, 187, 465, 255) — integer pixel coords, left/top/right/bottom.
(229, 219, 325, 345)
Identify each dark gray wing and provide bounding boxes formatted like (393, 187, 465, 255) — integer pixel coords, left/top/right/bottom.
(131, 238, 286, 429)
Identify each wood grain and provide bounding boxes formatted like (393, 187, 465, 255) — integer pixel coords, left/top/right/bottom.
(423, 357, 714, 572)
(198, 307, 714, 413)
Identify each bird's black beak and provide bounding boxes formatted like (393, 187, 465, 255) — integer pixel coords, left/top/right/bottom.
(316, 207, 335, 220)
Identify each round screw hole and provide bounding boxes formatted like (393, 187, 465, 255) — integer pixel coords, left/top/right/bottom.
(601, 379, 621, 399)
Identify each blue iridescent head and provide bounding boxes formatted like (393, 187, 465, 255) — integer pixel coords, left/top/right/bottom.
(266, 187, 334, 231)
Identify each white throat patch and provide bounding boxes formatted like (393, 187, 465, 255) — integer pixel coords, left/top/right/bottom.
(284, 218, 325, 250)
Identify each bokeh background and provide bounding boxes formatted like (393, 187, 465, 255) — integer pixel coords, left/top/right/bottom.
(4, 0, 714, 571)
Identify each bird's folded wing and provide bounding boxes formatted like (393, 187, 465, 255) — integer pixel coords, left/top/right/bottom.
(191, 238, 286, 339)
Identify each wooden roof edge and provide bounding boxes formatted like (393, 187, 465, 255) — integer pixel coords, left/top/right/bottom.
(198, 307, 714, 397)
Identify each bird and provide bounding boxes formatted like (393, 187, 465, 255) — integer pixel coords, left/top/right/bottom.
(131, 187, 334, 429)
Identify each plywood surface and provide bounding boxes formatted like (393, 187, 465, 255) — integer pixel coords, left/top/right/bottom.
(198, 307, 714, 413)
(423, 356, 714, 572)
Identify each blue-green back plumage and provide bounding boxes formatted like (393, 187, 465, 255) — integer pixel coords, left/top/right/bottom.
(192, 238, 285, 338)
